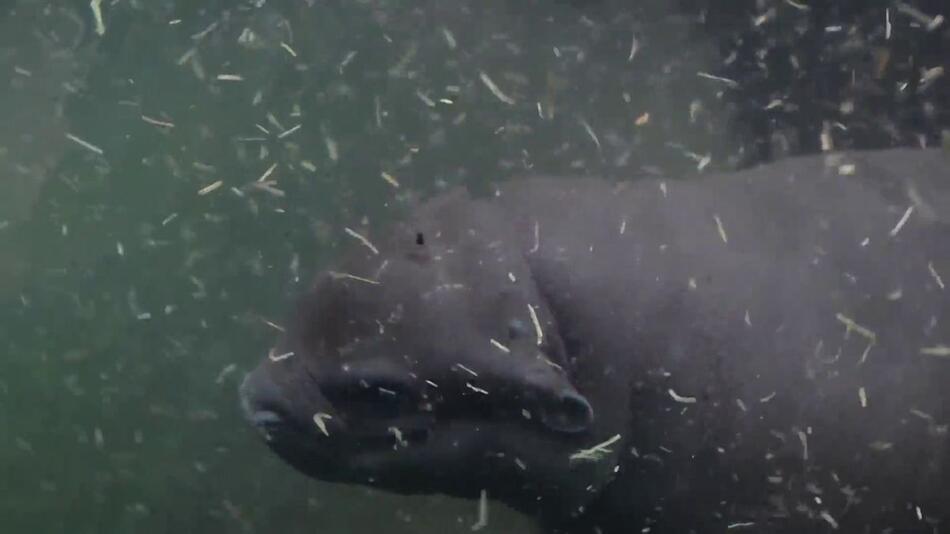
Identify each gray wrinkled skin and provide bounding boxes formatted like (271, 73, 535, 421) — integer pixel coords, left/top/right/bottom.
(242, 148, 950, 533)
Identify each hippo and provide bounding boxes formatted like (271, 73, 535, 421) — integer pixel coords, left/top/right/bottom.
(240, 148, 950, 533)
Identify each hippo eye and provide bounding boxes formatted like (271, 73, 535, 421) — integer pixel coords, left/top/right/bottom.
(415, 232, 425, 246)
(507, 318, 530, 340)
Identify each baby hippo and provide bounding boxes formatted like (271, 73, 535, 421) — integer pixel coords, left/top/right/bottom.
(241, 148, 950, 533)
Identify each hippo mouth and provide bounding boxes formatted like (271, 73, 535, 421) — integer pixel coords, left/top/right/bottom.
(239, 366, 436, 454)
(238, 344, 595, 495)
(238, 365, 508, 492)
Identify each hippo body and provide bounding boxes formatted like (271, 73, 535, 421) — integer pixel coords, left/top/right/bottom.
(241, 148, 950, 533)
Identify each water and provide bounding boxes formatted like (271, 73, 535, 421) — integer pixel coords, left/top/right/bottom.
(1, 1, 945, 533)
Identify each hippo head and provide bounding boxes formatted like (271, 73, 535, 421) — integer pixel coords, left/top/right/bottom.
(239, 191, 607, 518)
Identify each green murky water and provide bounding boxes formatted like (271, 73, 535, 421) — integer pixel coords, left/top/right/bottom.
(1, 1, 945, 532)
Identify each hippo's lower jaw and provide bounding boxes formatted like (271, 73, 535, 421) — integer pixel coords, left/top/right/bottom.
(237, 365, 467, 484)
(240, 351, 610, 512)
(240, 373, 495, 495)
(240, 364, 434, 456)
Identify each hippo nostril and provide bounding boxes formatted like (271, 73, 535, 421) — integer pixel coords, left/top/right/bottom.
(240, 367, 289, 428)
(538, 389, 594, 434)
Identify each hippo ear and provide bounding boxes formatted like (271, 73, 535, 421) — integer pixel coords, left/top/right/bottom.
(536, 385, 594, 434)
